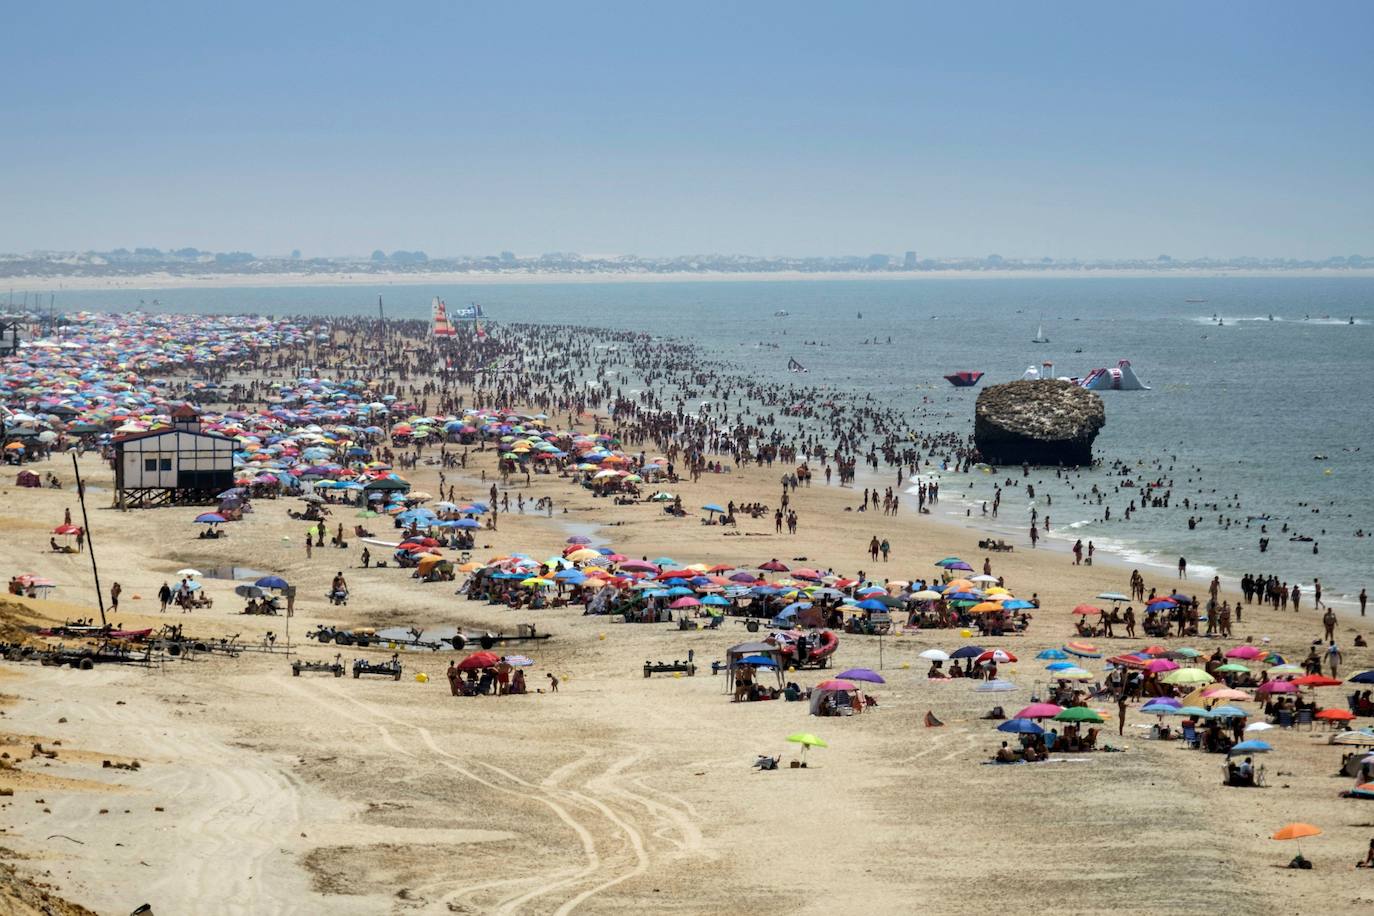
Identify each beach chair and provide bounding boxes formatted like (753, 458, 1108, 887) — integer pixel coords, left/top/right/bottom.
(1277, 710, 1295, 728)
(1181, 723, 1200, 748)
(1296, 708, 1314, 730)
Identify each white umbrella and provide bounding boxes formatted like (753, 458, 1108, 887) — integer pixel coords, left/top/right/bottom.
(970, 574, 999, 584)
(176, 568, 203, 578)
(1244, 722, 1275, 732)
(919, 649, 951, 662)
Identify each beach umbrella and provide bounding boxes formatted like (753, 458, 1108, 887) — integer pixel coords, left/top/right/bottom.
(1171, 706, 1212, 718)
(1271, 822, 1321, 861)
(669, 597, 700, 609)
(786, 732, 828, 762)
(1096, 593, 1129, 602)
(1072, 604, 1102, 616)
(502, 655, 535, 667)
(1267, 664, 1303, 676)
(1163, 668, 1214, 686)
(1145, 659, 1180, 673)
(255, 575, 289, 590)
(1054, 706, 1104, 724)
(1225, 645, 1263, 660)
(194, 512, 227, 524)
(1141, 702, 1178, 715)
(1145, 696, 1182, 708)
(566, 535, 592, 545)
(1064, 642, 1101, 658)
(949, 645, 985, 659)
(836, 668, 885, 684)
(998, 719, 1044, 735)
(1215, 663, 1251, 674)
(759, 560, 788, 572)
(1293, 674, 1343, 688)
(976, 649, 1017, 664)
(910, 590, 942, 601)
(176, 568, 203, 578)
(1257, 680, 1298, 695)
(1045, 662, 1077, 671)
(1228, 740, 1272, 755)
(1349, 671, 1374, 685)
(1244, 722, 1275, 732)
(918, 649, 950, 662)
(1001, 599, 1036, 610)
(458, 650, 500, 670)
(1210, 705, 1249, 719)
(1013, 703, 1064, 720)
(1036, 648, 1069, 660)
(1202, 687, 1252, 701)
(1316, 709, 1356, 722)
(1053, 668, 1093, 681)
(816, 679, 857, 692)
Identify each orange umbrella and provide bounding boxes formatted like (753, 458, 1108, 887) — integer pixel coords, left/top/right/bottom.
(969, 602, 1003, 614)
(1272, 823, 1321, 841)
(1315, 708, 1355, 721)
(1072, 604, 1102, 616)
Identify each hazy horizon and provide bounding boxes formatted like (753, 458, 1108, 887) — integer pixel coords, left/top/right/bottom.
(3, 1, 1372, 259)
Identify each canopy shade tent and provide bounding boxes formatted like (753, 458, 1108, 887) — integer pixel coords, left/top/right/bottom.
(725, 642, 784, 690)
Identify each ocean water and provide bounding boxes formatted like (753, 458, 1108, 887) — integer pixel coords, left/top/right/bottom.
(43, 276, 1374, 603)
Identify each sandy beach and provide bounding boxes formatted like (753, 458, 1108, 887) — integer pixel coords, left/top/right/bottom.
(2, 401, 1373, 913)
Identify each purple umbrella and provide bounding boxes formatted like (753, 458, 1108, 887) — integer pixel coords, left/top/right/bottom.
(836, 668, 886, 684)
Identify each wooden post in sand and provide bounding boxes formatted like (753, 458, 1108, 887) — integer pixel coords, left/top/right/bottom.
(71, 453, 107, 626)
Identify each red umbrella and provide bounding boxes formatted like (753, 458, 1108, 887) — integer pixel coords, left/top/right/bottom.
(1013, 703, 1064, 719)
(52, 524, 83, 535)
(976, 649, 1017, 664)
(759, 560, 789, 572)
(1292, 674, 1343, 688)
(1072, 604, 1102, 616)
(1316, 708, 1355, 721)
(457, 651, 500, 670)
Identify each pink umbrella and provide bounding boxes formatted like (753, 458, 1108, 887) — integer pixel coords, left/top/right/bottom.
(1225, 646, 1263, 659)
(1257, 680, 1298, 694)
(668, 597, 700, 609)
(1013, 703, 1064, 720)
(816, 679, 858, 692)
(618, 559, 659, 572)
(1145, 658, 1180, 673)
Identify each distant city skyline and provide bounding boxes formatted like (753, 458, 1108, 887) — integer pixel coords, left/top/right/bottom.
(3, 1, 1371, 258)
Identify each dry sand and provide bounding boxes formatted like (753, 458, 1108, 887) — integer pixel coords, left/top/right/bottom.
(1, 435, 1373, 914)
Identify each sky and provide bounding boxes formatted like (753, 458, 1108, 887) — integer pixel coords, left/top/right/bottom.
(2, 1, 1372, 260)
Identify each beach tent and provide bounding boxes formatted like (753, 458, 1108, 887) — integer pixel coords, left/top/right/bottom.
(725, 641, 784, 690)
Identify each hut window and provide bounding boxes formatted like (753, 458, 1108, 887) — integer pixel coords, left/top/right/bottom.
(144, 458, 157, 472)
(160, 458, 173, 471)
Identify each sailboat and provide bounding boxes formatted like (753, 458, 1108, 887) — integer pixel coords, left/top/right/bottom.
(1032, 319, 1050, 343)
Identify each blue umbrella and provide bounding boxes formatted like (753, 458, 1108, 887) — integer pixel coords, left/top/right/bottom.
(950, 645, 985, 659)
(856, 599, 887, 611)
(194, 512, 226, 524)
(702, 504, 726, 514)
(454, 518, 481, 529)
(1210, 705, 1249, 719)
(1349, 671, 1374, 685)
(997, 719, 1044, 735)
(1037, 648, 1069, 660)
(1141, 702, 1177, 715)
(1045, 661, 1076, 671)
(255, 575, 290, 590)
(1228, 740, 1272, 755)
(701, 595, 731, 606)
(553, 569, 585, 580)
(666, 586, 694, 597)
(1002, 599, 1035, 610)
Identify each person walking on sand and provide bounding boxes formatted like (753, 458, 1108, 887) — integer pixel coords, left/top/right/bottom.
(1323, 607, 1337, 642)
(305, 531, 312, 559)
(1029, 523, 1038, 548)
(880, 538, 890, 562)
(1313, 578, 1324, 610)
(1178, 556, 1187, 579)
(1361, 587, 1367, 617)
(1117, 691, 1128, 736)
(1327, 642, 1343, 678)
(109, 581, 121, 612)
(1072, 539, 1083, 565)
(869, 536, 880, 561)
(547, 672, 559, 693)
(158, 581, 172, 613)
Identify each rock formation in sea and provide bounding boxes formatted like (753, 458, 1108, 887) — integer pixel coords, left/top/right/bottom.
(973, 380, 1105, 466)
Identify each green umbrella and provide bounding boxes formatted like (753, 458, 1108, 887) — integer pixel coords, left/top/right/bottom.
(787, 732, 828, 762)
(1216, 663, 1251, 674)
(1053, 706, 1104, 723)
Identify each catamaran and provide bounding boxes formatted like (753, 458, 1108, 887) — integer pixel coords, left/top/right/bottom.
(1032, 319, 1049, 343)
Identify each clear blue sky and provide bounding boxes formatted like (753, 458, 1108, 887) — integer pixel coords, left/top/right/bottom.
(3, 1, 1371, 259)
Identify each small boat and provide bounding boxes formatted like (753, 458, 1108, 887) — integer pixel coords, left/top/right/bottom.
(1032, 320, 1049, 343)
(943, 371, 984, 388)
(773, 309, 789, 318)
(1185, 298, 1208, 303)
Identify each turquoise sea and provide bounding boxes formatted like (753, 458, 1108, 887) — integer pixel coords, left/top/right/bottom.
(43, 276, 1374, 605)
